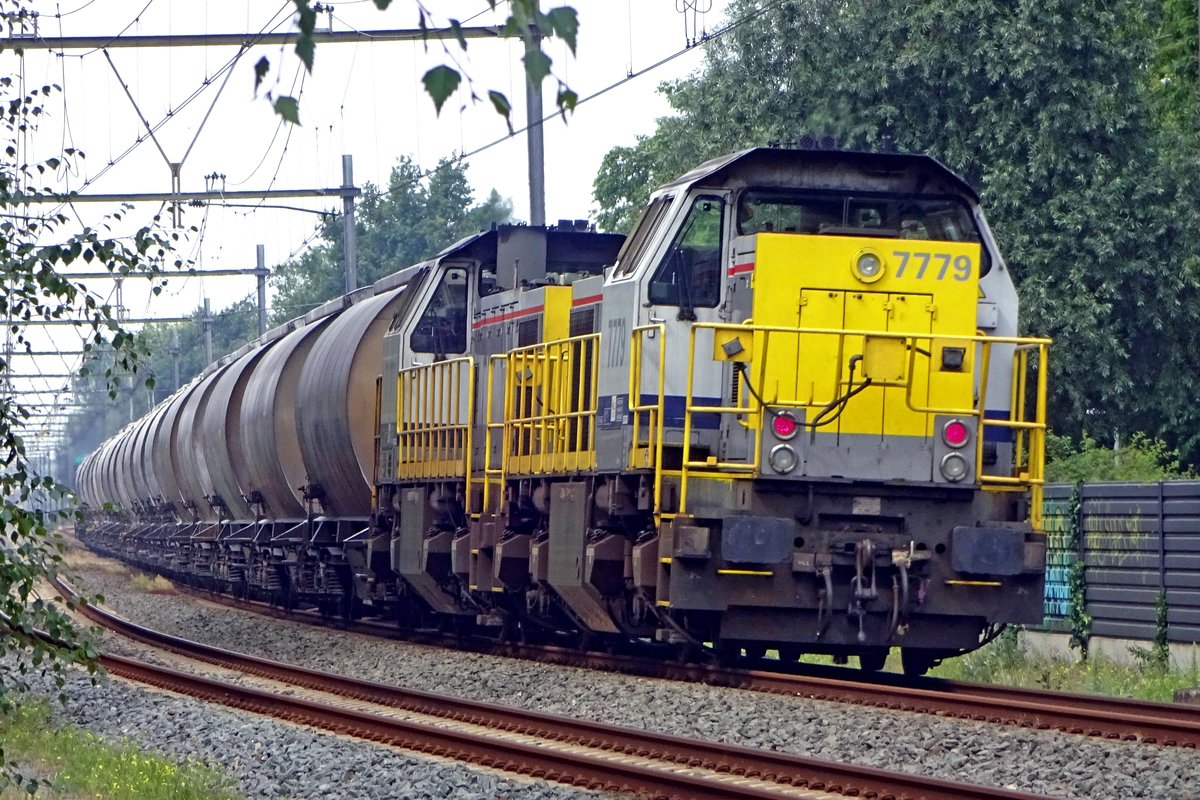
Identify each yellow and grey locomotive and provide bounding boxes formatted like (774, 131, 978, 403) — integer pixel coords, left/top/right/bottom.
(78, 147, 1049, 673)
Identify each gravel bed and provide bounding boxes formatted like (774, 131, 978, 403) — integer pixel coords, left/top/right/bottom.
(17, 666, 611, 800)
(65, 553, 1200, 799)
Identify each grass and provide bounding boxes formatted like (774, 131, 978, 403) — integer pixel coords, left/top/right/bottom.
(0, 701, 239, 800)
(928, 627, 1200, 702)
(126, 574, 176, 595)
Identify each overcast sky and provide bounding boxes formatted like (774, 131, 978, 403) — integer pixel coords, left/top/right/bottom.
(13, 0, 732, 441)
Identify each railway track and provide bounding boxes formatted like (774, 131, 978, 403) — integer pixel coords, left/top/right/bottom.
(56, 577, 1045, 800)
(156, 576, 1200, 750)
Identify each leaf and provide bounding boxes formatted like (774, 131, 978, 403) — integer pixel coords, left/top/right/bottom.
(422, 66, 462, 114)
(523, 47, 552, 86)
(545, 7, 579, 55)
(254, 56, 270, 90)
(555, 87, 578, 115)
(295, 35, 315, 74)
(273, 96, 301, 125)
(293, 0, 317, 36)
(449, 19, 468, 51)
(488, 90, 514, 133)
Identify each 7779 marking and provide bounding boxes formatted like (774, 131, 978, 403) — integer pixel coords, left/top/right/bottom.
(892, 251, 973, 281)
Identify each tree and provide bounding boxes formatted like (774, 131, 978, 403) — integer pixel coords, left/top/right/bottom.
(1148, 0, 1199, 139)
(270, 156, 511, 324)
(2, 1, 182, 787)
(594, 0, 1200, 465)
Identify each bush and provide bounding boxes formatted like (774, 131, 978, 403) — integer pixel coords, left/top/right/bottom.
(1045, 432, 1190, 483)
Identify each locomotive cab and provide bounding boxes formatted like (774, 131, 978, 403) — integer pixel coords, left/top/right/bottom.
(603, 149, 1048, 671)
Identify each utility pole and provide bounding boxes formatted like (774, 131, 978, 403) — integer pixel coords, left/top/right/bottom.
(342, 156, 358, 294)
(202, 298, 213, 365)
(256, 245, 268, 337)
(169, 329, 180, 390)
(525, 35, 546, 228)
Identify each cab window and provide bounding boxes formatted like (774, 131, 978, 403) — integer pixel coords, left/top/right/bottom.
(614, 194, 673, 277)
(647, 195, 724, 315)
(410, 267, 468, 355)
(735, 190, 991, 274)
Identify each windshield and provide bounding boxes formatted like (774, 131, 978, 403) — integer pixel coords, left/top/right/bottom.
(614, 195, 673, 277)
(736, 190, 989, 273)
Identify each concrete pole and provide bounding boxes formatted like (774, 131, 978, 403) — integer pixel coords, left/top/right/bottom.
(256, 244, 267, 337)
(342, 155, 358, 294)
(525, 35, 546, 228)
(202, 298, 213, 365)
(169, 329, 180, 389)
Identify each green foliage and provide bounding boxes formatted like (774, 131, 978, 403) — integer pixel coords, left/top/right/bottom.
(0, 701, 238, 799)
(271, 96, 300, 125)
(931, 634, 1200, 702)
(1066, 558, 1092, 660)
(2, 1, 174, 787)
(269, 156, 511, 325)
(1127, 588, 1172, 673)
(264, 2, 580, 124)
(1064, 485, 1091, 661)
(422, 66, 462, 114)
(593, 0, 1200, 465)
(1148, 0, 1199, 137)
(1045, 432, 1190, 483)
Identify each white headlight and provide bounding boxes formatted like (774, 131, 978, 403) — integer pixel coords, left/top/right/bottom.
(853, 251, 884, 283)
(769, 444, 799, 474)
(940, 452, 969, 482)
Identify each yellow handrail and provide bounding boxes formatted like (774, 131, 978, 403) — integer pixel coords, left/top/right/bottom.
(489, 333, 601, 477)
(483, 353, 507, 514)
(678, 321, 1050, 525)
(395, 356, 475, 504)
(629, 324, 666, 518)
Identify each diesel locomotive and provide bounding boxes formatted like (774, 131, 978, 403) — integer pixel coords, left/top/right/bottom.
(77, 146, 1050, 674)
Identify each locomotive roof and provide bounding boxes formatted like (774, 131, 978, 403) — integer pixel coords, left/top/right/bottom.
(662, 147, 979, 203)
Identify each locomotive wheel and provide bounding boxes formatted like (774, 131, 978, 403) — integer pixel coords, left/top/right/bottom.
(900, 648, 935, 676)
(859, 649, 889, 672)
(713, 641, 739, 667)
(777, 645, 802, 663)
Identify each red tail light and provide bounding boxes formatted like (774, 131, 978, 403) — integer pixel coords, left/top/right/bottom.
(942, 419, 970, 448)
(772, 413, 798, 440)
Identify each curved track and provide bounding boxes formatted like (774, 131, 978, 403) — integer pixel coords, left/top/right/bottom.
(57, 577, 1047, 800)
(149, 575, 1200, 750)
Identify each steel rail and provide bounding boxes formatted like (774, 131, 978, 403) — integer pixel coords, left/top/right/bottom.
(58, 576, 1045, 800)
(160, 577, 1200, 748)
(72, 540, 1200, 748)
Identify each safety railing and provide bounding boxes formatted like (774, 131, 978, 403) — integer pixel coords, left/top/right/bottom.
(485, 333, 601, 481)
(628, 324, 666, 517)
(396, 357, 475, 502)
(680, 322, 1051, 526)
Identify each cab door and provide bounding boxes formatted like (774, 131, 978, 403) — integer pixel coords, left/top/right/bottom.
(641, 193, 731, 434)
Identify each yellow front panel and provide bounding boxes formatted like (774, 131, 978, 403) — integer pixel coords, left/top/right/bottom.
(796, 289, 842, 406)
(884, 292, 933, 437)
(750, 233, 981, 440)
(841, 291, 887, 436)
